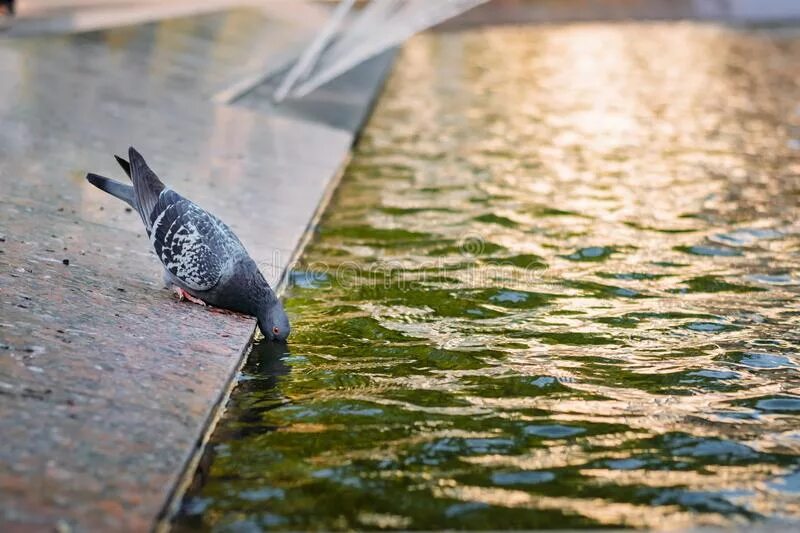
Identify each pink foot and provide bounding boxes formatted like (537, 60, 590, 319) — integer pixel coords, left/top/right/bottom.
(174, 287, 206, 306)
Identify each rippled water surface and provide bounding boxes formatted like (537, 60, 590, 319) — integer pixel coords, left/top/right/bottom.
(177, 23, 800, 530)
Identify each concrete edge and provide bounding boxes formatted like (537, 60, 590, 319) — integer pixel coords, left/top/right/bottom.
(350, 48, 400, 143)
(275, 153, 354, 300)
(154, 324, 256, 532)
(154, 150, 353, 531)
(158, 37, 399, 526)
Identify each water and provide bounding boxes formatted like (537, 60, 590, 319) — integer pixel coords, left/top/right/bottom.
(175, 23, 800, 530)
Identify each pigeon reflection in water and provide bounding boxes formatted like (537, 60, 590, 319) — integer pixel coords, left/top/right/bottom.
(182, 339, 291, 500)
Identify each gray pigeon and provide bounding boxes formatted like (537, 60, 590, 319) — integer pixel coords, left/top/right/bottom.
(86, 147, 290, 342)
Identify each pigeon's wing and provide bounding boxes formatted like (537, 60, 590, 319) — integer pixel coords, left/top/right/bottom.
(128, 147, 165, 231)
(150, 190, 239, 292)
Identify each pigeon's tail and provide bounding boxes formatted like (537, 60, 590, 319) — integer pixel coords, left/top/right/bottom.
(86, 173, 135, 208)
(114, 155, 132, 179)
(127, 147, 165, 229)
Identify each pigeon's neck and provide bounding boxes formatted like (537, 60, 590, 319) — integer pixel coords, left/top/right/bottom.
(241, 258, 275, 315)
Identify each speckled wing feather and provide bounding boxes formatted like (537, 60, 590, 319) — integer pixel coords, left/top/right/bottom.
(149, 189, 242, 292)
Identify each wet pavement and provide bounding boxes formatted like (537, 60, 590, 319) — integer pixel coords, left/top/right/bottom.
(0, 3, 394, 531)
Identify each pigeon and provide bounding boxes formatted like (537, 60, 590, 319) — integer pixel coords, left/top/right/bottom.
(86, 147, 290, 342)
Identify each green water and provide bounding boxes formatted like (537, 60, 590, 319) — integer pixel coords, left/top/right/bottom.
(176, 24, 800, 530)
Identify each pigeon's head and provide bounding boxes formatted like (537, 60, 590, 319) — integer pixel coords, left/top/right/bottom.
(258, 299, 291, 343)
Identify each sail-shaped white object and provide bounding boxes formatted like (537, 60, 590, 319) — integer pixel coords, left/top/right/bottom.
(274, 0, 489, 101)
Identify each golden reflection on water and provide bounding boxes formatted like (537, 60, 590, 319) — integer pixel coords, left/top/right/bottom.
(181, 23, 800, 531)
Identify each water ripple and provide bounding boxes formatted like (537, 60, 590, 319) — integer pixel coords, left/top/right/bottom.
(177, 22, 800, 531)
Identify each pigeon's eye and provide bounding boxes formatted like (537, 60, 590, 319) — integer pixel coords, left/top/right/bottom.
(272, 326, 280, 335)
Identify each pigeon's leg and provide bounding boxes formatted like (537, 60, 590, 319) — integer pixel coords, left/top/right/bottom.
(174, 286, 206, 306)
(173, 286, 186, 301)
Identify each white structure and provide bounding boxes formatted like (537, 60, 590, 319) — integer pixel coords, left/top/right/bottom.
(274, 0, 490, 101)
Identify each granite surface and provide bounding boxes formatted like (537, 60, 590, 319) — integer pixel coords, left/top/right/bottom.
(0, 4, 396, 531)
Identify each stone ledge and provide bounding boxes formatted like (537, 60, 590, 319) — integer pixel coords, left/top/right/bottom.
(0, 4, 397, 531)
